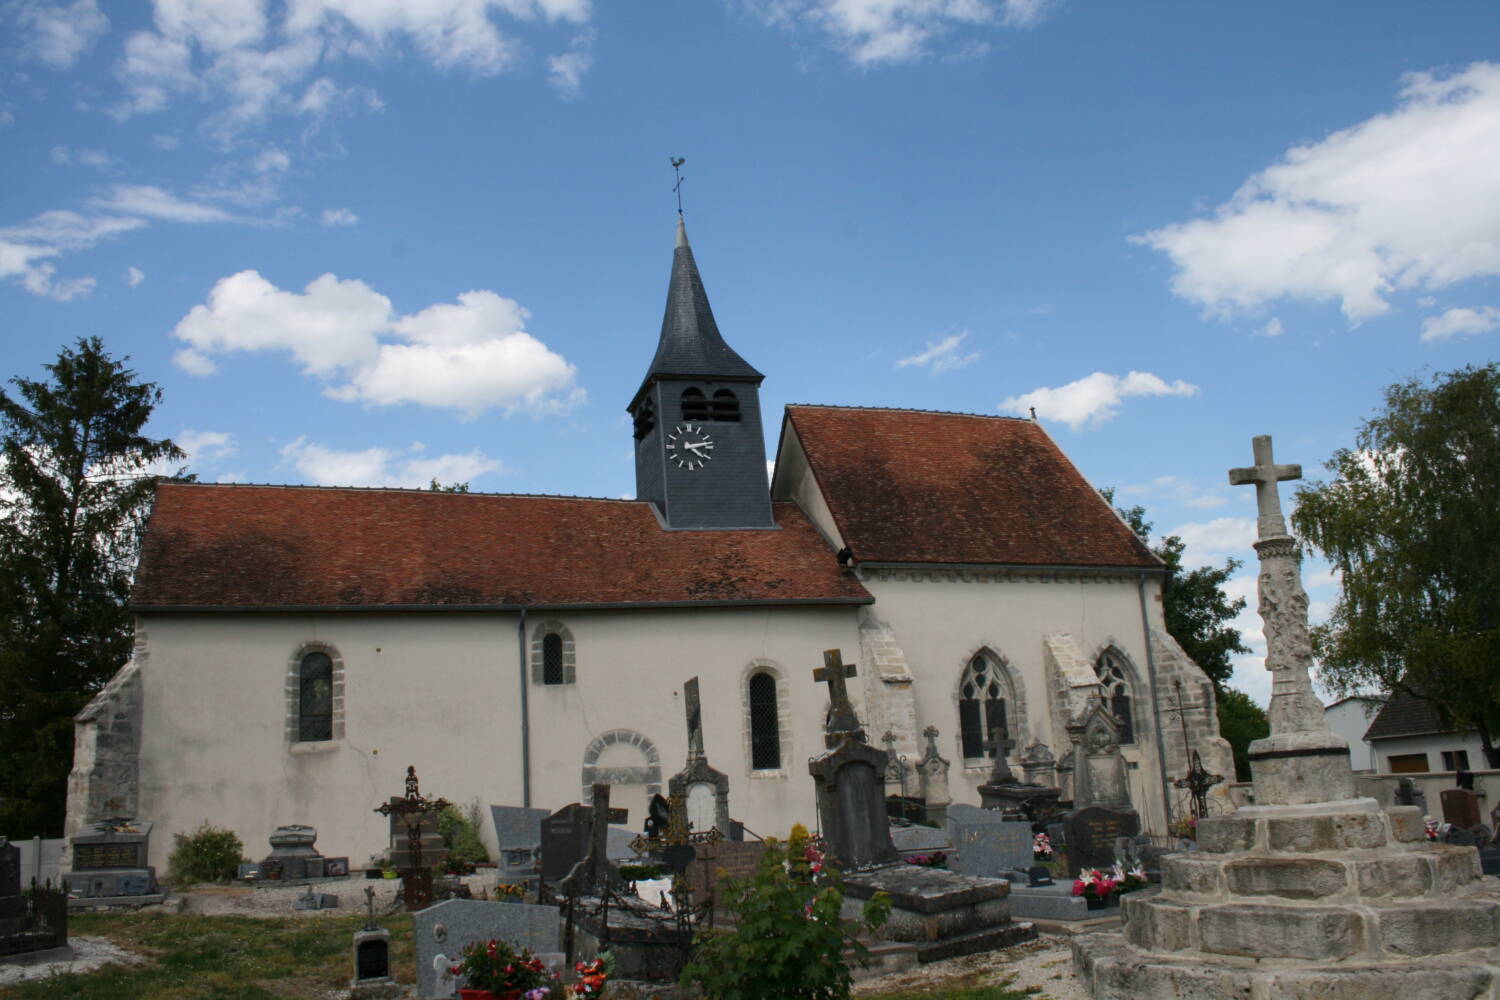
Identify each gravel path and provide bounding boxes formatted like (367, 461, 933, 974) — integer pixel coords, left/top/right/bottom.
(853, 934, 1087, 1000)
(0, 936, 147, 985)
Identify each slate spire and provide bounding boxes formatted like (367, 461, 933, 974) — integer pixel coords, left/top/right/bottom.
(633, 217, 762, 405)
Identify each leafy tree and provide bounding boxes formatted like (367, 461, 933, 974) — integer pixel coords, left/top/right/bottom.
(427, 478, 470, 493)
(1215, 688, 1270, 781)
(0, 338, 184, 836)
(1292, 363, 1500, 766)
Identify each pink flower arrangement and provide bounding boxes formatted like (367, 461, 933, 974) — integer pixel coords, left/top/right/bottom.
(1032, 832, 1054, 860)
(1425, 819, 1441, 842)
(1071, 867, 1118, 900)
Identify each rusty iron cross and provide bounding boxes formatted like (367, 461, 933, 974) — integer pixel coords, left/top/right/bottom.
(374, 765, 451, 870)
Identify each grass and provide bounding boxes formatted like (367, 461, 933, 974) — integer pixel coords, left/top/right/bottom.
(0, 910, 415, 1000)
(864, 986, 1038, 1000)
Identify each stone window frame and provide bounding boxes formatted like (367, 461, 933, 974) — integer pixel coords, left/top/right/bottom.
(286, 641, 344, 748)
(954, 645, 1027, 771)
(741, 659, 792, 780)
(531, 620, 576, 686)
(1092, 641, 1144, 746)
(581, 729, 662, 802)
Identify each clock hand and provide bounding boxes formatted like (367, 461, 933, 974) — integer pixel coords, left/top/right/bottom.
(684, 441, 711, 454)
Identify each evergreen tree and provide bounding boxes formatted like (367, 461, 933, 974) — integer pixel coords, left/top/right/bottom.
(1293, 363, 1500, 766)
(0, 338, 183, 836)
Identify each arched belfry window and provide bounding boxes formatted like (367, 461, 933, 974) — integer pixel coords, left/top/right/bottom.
(680, 388, 710, 422)
(710, 389, 740, 422)
(958, 652, 1013, 762)
(298, 652, 333, 741)
(633, 397, 655, 440)
(748, 671, 781, 770)
(1094, 648, 1136, 744)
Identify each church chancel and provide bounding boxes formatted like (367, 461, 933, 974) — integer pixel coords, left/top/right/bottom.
(66, 216, 1234, 869)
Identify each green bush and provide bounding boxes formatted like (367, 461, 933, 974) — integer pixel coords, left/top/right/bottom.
(680, 823, 890, 1000)
(438, 801, 490, 870)
(165, 822, 248, 885)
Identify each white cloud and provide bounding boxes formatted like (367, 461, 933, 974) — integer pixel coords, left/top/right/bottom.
(252, 148, 291, 172)
(1168, 517, 1257, 570)
(1420, 305, 1500, 343)
(895, 331, 979, 373)
(280, 437, 504, 488)
(90, 184, 240, 223)
(1257, 317, 1284, 338)
(1135, 62, 1500, 324)
(0, 210, 145, 300)
(1118, 474, 1226, 511)
(177, 428, 237, 465)
(748, 0, 1050, 67)
(1000, 370, 1198, 430)
(321, 207, 359, 226)
(16, 0, 109, 70)
(547, 31, 594, 100)
(125, 265, 145, 287)
(114, 0, 591, 131)
(173, 270, 583, 419)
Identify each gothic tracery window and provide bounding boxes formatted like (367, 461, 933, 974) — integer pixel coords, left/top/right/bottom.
(1094, 648, 1136, 744)
(958, 652, 1011, 762)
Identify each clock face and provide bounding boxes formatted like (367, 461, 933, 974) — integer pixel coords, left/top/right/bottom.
(667, 423, 714, 470)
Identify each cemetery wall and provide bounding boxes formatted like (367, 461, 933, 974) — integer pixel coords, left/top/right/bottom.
(856, 570, 1173, 834)
(1354, 770, 1500, 818)
(129, 604, 860, 870)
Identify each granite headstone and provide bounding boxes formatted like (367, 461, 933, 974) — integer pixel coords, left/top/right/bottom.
(1441, 788, 1481, 830)
(1063, 805, 1141, 874)
(490, 805, 548, 878)
(540, 803, 590, 882)
(944, 804, 1033, 877)
(414, 898, 561, 1000)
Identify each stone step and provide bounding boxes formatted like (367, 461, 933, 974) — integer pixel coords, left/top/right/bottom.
(1121, 890, 1500, 962)
(912, 921, 1036, 964)
(1196, 801, 1424, 855)
(1161, 842, 1480, 901)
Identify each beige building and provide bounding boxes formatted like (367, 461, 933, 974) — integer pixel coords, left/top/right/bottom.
(67, 220, 1233, 870)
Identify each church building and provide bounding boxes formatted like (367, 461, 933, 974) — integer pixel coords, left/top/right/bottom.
(66, 218, 1233, 869)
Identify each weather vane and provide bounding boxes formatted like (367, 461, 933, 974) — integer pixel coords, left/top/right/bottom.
(671, 157, 686, 216)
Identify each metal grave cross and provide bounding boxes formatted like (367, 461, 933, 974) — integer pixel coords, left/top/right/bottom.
(1228, 434, 1302, 539)
(373, 765, 450, 911)
(813, 648, 861, 738)
(1174, 750, 1225, 820)
(684, 676, 705, 762)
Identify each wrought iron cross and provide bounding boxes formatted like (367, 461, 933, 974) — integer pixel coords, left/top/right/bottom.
(671, 157, 686, 215)
(1174, 751, 1224, 820)
(374, 766, 451, 870)
(1229, 434, 1301, 538)
(813, 648, 860, 738)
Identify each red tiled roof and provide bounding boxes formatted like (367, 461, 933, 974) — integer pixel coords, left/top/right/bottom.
(133, 483, 872, 610)
(784, 406, 1160, 568)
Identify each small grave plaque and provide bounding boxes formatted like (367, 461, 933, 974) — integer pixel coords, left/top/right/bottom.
(356, 937, 389, 980)
(324, 857, 349, 877)
(1063, 806, 1141, 875)
(1441, 788, 1481, 830)
(73, 843, 143, 871)
(944, 805, 1033, 877)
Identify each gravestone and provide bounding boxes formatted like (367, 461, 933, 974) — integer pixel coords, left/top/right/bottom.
(1063, 805, 1141, 874)
(351, 886, 395, 998)
(264, 825, 324, 880)
(490, 805, 548, 879)
(807, 649, 899, 870)
(668, 676, 732, 837)
(414, 898, 561, 1000)
(1393, 776, 1429, 818)
(0, 841, 23, 938)
(540, 803, 590, 882)
(1, 839, 68, 958)
(916, 725, 953, 827)
(558, 783, 629, 896)
(1443, 826, 1478, 847)
(944, 804, 1033, 877)
(1441, 787, 1481, 830)
(891, 824, 950, 856)
(63, 818, 161, 901)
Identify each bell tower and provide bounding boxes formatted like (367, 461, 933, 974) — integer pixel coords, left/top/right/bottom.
(628, 217, 774, 529)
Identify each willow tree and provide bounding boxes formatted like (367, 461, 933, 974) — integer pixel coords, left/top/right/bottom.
(1293, 364, 1500, 766)
(0, 338, 184, 836)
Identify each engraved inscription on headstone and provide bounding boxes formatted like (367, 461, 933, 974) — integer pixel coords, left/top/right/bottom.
(944, 805, 1032, 877)
(1063, 806, 1141, 875)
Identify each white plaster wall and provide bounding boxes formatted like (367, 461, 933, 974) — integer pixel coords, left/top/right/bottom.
(856, 570, 1173, 834)
(134, 606, 861, 871)
(1372, 731, 1491, 775)
(1323, 699, 1382, 771)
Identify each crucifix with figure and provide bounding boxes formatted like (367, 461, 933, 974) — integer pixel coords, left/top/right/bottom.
(373, 765, 450, 911)
(813, 648, 862, 745)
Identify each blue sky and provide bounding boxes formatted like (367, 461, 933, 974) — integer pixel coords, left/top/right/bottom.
(4, 1, 1499, 707)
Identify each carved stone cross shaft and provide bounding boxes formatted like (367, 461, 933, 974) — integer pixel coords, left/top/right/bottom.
(813, 648, 861, 738)
(1228, 434, 1302, 540)
(984, 724, 1017, 783)
(684, 676, 704, 762)
(587, 783, 629, 866)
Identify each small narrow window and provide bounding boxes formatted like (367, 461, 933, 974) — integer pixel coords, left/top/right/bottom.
(1442, 750, 1470, 772)
(749, 672, 781, 769)
(1094, 650, 1136, 744)
(710, 389, 741, 422)
(680, 388, 710, 421)
(299, 652, 333, 742)
(542, 633, 564, 686)
(958, 653, 1009, 761)
(633, 398, 655, 440)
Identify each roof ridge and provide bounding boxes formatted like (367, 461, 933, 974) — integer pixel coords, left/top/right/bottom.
(787, 403, 1033, 422)
(159, 481, 649, 503)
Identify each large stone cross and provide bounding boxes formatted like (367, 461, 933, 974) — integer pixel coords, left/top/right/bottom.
(683, 676, 704, 762)
(586, 782, 628, 867)
(813, 648, 861, 739)
(1228, 434, 1301, 539)
(983, 724, 1017, 783)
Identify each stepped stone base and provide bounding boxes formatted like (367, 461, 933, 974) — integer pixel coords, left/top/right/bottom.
(1075, 799, 1500, 999)
(842, 863, 1036, 961)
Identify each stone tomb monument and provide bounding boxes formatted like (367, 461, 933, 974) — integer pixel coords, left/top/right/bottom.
(1060, 701, 1139, 875)
(1075, 435, 1500, 999)
(809, 649, 1036, 962)
(63, 817, 163, 905)
(490, 805, 549, 881)
(415, 897, 561, 999)
(915, 725, 953, 827)
(667, 676, 731, 837)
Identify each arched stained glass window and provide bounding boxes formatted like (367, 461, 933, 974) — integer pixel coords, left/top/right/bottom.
(1094, 649, 1136, 744)
(958, 653, 1010, 761)
(749, 671, 781, 770)
(298, 651, 333, 742)
(542, 633, 564, 685)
